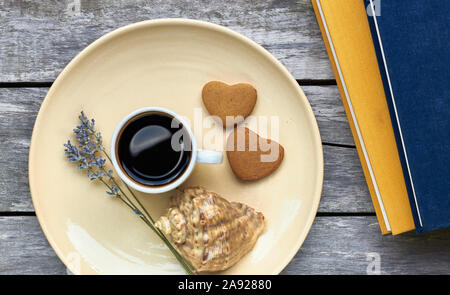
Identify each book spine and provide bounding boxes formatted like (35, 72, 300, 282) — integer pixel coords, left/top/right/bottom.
(363, 0, 423, 233)
(312, 0, 390, 234)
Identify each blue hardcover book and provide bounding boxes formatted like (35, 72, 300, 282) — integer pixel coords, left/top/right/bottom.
(364, 0, 450, 233)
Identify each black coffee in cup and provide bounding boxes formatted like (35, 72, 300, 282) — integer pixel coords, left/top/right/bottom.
(117, 112, 191, 186)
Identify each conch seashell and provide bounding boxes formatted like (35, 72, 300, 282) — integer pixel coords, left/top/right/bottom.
(155, 186, 265, 272)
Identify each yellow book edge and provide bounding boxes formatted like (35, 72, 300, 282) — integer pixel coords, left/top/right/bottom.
(313, 0, 415, 235)
(312, 0, 414, 235)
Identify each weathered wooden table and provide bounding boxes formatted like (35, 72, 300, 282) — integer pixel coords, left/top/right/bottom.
(1, 0, 449, 275)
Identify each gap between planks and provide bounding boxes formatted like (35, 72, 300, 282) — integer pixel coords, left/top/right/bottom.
(0, 79, 337, 88)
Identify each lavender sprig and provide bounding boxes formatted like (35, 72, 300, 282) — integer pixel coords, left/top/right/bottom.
(64, 111, 197, 275)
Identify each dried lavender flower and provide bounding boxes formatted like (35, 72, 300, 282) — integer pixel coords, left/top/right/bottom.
(63, 111, 197, 275)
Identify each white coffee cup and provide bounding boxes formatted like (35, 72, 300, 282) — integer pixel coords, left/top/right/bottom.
(110, 107, 222, 194)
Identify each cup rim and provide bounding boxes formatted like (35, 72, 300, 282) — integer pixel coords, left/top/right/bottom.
(110, 107, 198, 194)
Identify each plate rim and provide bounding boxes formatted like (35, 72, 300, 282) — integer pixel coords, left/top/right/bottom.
(28, 18, 324, 275)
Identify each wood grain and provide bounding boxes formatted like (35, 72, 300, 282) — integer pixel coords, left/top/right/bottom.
(0, 88, 43, 212)
(282, 216, 450, 274)
(0, 86, 369, 213)
(307, 86, 353, 145)
(0, 0, 332, 82)
(0, 216, 67, 274)
(1, 216, 449, 274)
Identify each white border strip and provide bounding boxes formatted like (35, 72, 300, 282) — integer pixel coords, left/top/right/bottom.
(316, 0, 391, 231)
(369, 0, 423, 227)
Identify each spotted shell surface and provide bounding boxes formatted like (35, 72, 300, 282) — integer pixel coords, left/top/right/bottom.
(155, 186, 265, 272)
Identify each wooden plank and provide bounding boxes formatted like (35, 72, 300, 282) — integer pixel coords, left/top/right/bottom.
(306, 86, 353, 146)
(0, 216, 67, 274)
(1, 216, 449, 274)
(0, 0, 332, 82)
(320, 145, 370, 213)
(0, 88, 43, 212)
(283, 217, 450, 274)
(0, 86, 369, 213)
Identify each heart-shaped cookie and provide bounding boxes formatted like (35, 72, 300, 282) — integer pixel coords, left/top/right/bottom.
(226, 127, 284, 181)
(202, 81, 257, 127)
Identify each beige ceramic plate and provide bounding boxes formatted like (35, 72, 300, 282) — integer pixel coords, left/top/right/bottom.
(29, 19, 323, 274)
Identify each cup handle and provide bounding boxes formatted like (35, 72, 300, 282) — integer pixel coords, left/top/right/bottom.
(196, 149, 223, 164)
